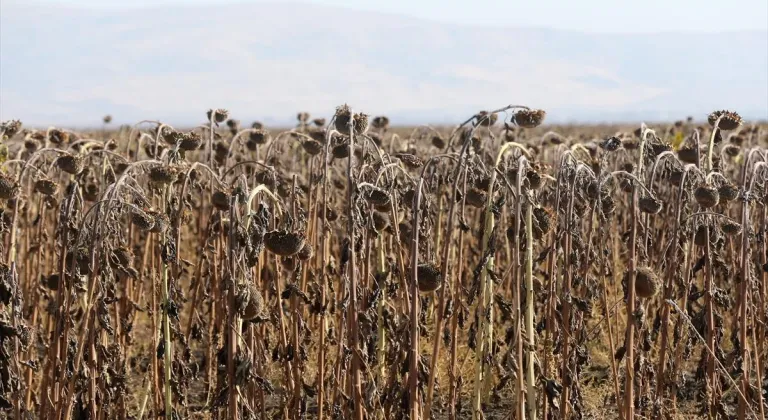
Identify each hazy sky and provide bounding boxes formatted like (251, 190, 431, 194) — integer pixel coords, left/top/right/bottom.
(2, 0, 766, 125)
(13, 0, 768, 33)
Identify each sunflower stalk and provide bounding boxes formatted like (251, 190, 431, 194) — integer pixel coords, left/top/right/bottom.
(473, 141, 529, 420)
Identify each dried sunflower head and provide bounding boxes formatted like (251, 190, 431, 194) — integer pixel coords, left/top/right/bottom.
(677, 147, 698, 164)
(297, 243, 314, 261)
(721, 221, 742, 236)
(475, 110, 498, 127)
(1, 120, 22, 139)
(694, 184, 719, 208)
(718, 183, 738, 202)
(249, 129, 271, 145)
(148, 211, 169, 233)
(416, 263, 442, 293)
(632, 267, 659, 299)
(362, 186, 391, 207)
(148, 166, 179, 185)
(332, 142, 350, 159)
(0, 173, 19, 200)
(639, 197, 663, 214)
(514, 109, 546, 129)
(56, 154, 84, 175)
(464, 188, 487, 208)
(395, 153, 424, 170)
(371, 116, 390, 130)
(301, 139, 324, 156)
(49, 129, 70, 145)
(264, 230, 306, 256)
(707, 110, 742, 131)
(334, 104, 369, 135)
(212, 189, 231, 211)
(179, 132, 203, 151)
(132, 209, 155, 231)
(34, 179, 58, 196)
(371, 212, 390, 232)
(207, 109, 229, 124)
(237, 283, 266, 321)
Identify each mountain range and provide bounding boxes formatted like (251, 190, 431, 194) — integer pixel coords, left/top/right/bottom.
(1, 1, 766, 126)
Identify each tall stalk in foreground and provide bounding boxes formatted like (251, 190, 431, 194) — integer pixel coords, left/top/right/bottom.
(161, 183, 172, 420)
(523, 192, 536, 420)
(738, 154, 766, 419)
(473, 140, 529, 420)
(624, 124, 652, 419)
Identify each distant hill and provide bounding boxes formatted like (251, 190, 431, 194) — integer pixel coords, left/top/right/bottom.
(1, 1, 766, 126)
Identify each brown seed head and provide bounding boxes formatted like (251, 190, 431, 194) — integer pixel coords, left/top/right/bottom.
(148, 211, 169, 233)
(0, 174, 19, 200)
(718, 183, 738, 202)
(729, 135, 745, 146)
(34, 179, 58, 196)
(334, 104, 369, 135)
(514, 109, 546, 129)
(694, 225, 717, 246)
(372, 116, 390, 130)
(237, 283, 266, 321)
(297, 243, 314, 261)
(255, 170, 278, 188)
(212, 190, 231, 211)
(83, 183, 100, 202)
(56, 154, 84, 175)
(395, 153, 424, 169)
(722, 144, 740, 157)
(464, 188, 487, 208)
(131, 210, 155, 231)
(601, 195, 616, 216)
(207, 109, 229, 124)
(600, 136, 622, 152)
(332, 142, 350, 159)
(24, 139, 40, 152)
(721, 221, 742, 236)
(639, 197, 663, 214)
(148, 166, 179, 185)
(372, 212, 390, 232)
(677, 147, 698, 164)
(363, 186, 391, 207)
(264, 230, 306, 256)
(526, 170, 543, 190)
(633, 267, 659, 298)
(475, 111, 498, 127)
(416, 263, 442, 293)
(49, 129, 70, 145)
(301, 139, 324, 156)
(1, 120, 22, 139)
(308, 128, 327, 143)
(708, 110, 742, 131)
(694, 184, 719, 208)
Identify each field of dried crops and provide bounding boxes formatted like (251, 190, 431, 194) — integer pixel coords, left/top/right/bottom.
(0, 106, 766, 420)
